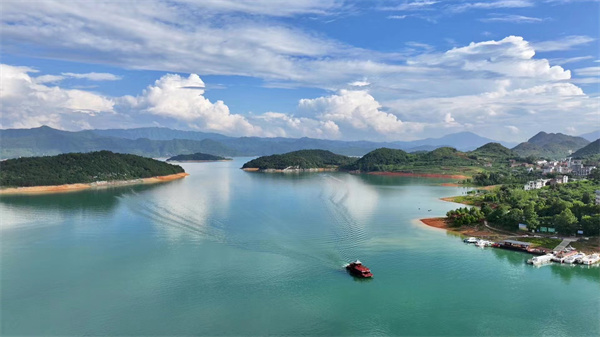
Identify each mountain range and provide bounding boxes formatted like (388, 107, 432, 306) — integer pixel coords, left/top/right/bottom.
(1, 126, 597, 160)
(0, 126, 517, 159)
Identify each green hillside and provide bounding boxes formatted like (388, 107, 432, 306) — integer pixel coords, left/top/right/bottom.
(344, 147, 478, 173)
(241, 150, 355, 170)
(571, 139, 600, 159)
(469, 143, 515, 160)
(167, 153, 231, 161)
(0, 151, 184, 187)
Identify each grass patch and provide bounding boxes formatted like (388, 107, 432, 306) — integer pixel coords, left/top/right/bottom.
(570, 238, 600, 253)
(512, 237, 562, 249)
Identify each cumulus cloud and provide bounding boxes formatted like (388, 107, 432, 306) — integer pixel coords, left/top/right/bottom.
(252, 112, 341, 139)
(299, 89, 424, 140)
(0, 64, 114, 129)
(123, 73, 261, 136)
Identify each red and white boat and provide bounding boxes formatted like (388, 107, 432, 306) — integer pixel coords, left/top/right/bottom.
(345, 260, 373, 278)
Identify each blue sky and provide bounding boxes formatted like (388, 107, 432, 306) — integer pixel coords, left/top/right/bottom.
(1, 0, 598, 142)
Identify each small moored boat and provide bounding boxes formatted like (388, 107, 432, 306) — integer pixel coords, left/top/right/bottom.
(581, 254, 600, 265)
(527, 254, 554, 266)
(463, 237, 478, 244)
(345, 260, 373, 278)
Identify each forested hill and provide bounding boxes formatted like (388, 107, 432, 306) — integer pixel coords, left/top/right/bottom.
(512, 132, 589, 159)
(242, 150, 355, 170)
(571, 139, 600, 159)
(167, 152, 231, 161)
(342, 145, 511, 172)
(0, 151, 185, 187)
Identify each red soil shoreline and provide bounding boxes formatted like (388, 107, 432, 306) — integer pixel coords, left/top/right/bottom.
(0, 172, 190, 196)
(368, 172, 469, 179)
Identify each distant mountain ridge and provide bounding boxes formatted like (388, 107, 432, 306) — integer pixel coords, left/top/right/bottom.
(579, 130, 600, 142)
(0, 125, 518, 159)
(512, 132, 590, 159)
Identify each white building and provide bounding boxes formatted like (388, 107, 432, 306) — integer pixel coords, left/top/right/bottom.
(524, 179, 551, 191)
(596, 190, 600, 205)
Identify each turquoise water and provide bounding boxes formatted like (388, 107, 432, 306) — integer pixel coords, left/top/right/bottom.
(1, 158, 599, 336)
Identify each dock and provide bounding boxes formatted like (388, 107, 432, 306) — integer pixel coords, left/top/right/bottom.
(553, 238, 577, 252)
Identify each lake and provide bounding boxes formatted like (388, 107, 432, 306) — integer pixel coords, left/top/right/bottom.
(1, 158, 598, 336)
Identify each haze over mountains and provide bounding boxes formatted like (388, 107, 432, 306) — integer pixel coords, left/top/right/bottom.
(0, 126, 597, 160)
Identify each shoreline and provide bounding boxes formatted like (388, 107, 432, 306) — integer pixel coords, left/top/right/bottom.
(419, 217, 497, 238)
(0, 172, 190, 196)
(242, 167, 337, 173)
(368, 172, 469, 179)
(167, 160, 232, 163)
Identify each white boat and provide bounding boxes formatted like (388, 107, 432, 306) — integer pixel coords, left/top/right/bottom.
(551, 250, 578, 263)
(564, 253, 585, 264)
(463, 237, 478, 244)
(527, 254, 554, 266)
(476, 239, 493, 247)
(581, 254, 600, 265)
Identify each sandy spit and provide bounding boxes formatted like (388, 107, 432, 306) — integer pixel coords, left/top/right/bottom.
(0, 172, 189, 196)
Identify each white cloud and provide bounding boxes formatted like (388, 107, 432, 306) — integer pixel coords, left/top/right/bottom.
(299, 89, 424, 140)
(173, 0, 342, 17)
(450, 0, 533, 12)
(349, 80, 370, 87)
(387, 15, 408, 20)
(506, 125, 520, 134)
(124, 73, 261, 136)
(61, 72, 122, 81)
(479, 14, 544, 23)
(574, 66, 600, 77)
(382, 1, 439, 11)
(531, 35, 595, 52)
(252, 112, 341, 138)
(0, 64, 114, 129)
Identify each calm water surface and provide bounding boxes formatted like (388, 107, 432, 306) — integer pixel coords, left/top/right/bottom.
(1, 158, 599, 336)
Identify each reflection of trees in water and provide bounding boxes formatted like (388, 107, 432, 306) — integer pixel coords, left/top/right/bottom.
(0, 184, 162, 213)
(548, 264, 600, 285)
(355, 174, 443, 187)
(490, 247, 529, 266)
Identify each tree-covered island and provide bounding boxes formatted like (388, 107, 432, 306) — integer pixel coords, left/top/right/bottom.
(241, 149, 355, 171)
(0, 151, 185, 188)
(167, 152, 232, 162)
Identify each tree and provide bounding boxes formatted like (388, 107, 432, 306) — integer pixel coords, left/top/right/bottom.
(582, 192, 592, 204)
(589, 168, 600, 183)
(554, 209, 578, 235)
(523, 202, 539, 229)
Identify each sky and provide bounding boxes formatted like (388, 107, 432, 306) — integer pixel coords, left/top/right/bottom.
(1, 0, 599, 142)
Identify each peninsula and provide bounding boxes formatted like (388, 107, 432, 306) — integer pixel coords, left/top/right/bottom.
(167, 152, 232, 162)
(0, 151, 188, 195)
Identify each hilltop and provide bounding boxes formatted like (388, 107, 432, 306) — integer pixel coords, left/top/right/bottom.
(0, 151, 185, 188)
(512, 132, 589, 159)
(241, 150, 355, 171)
